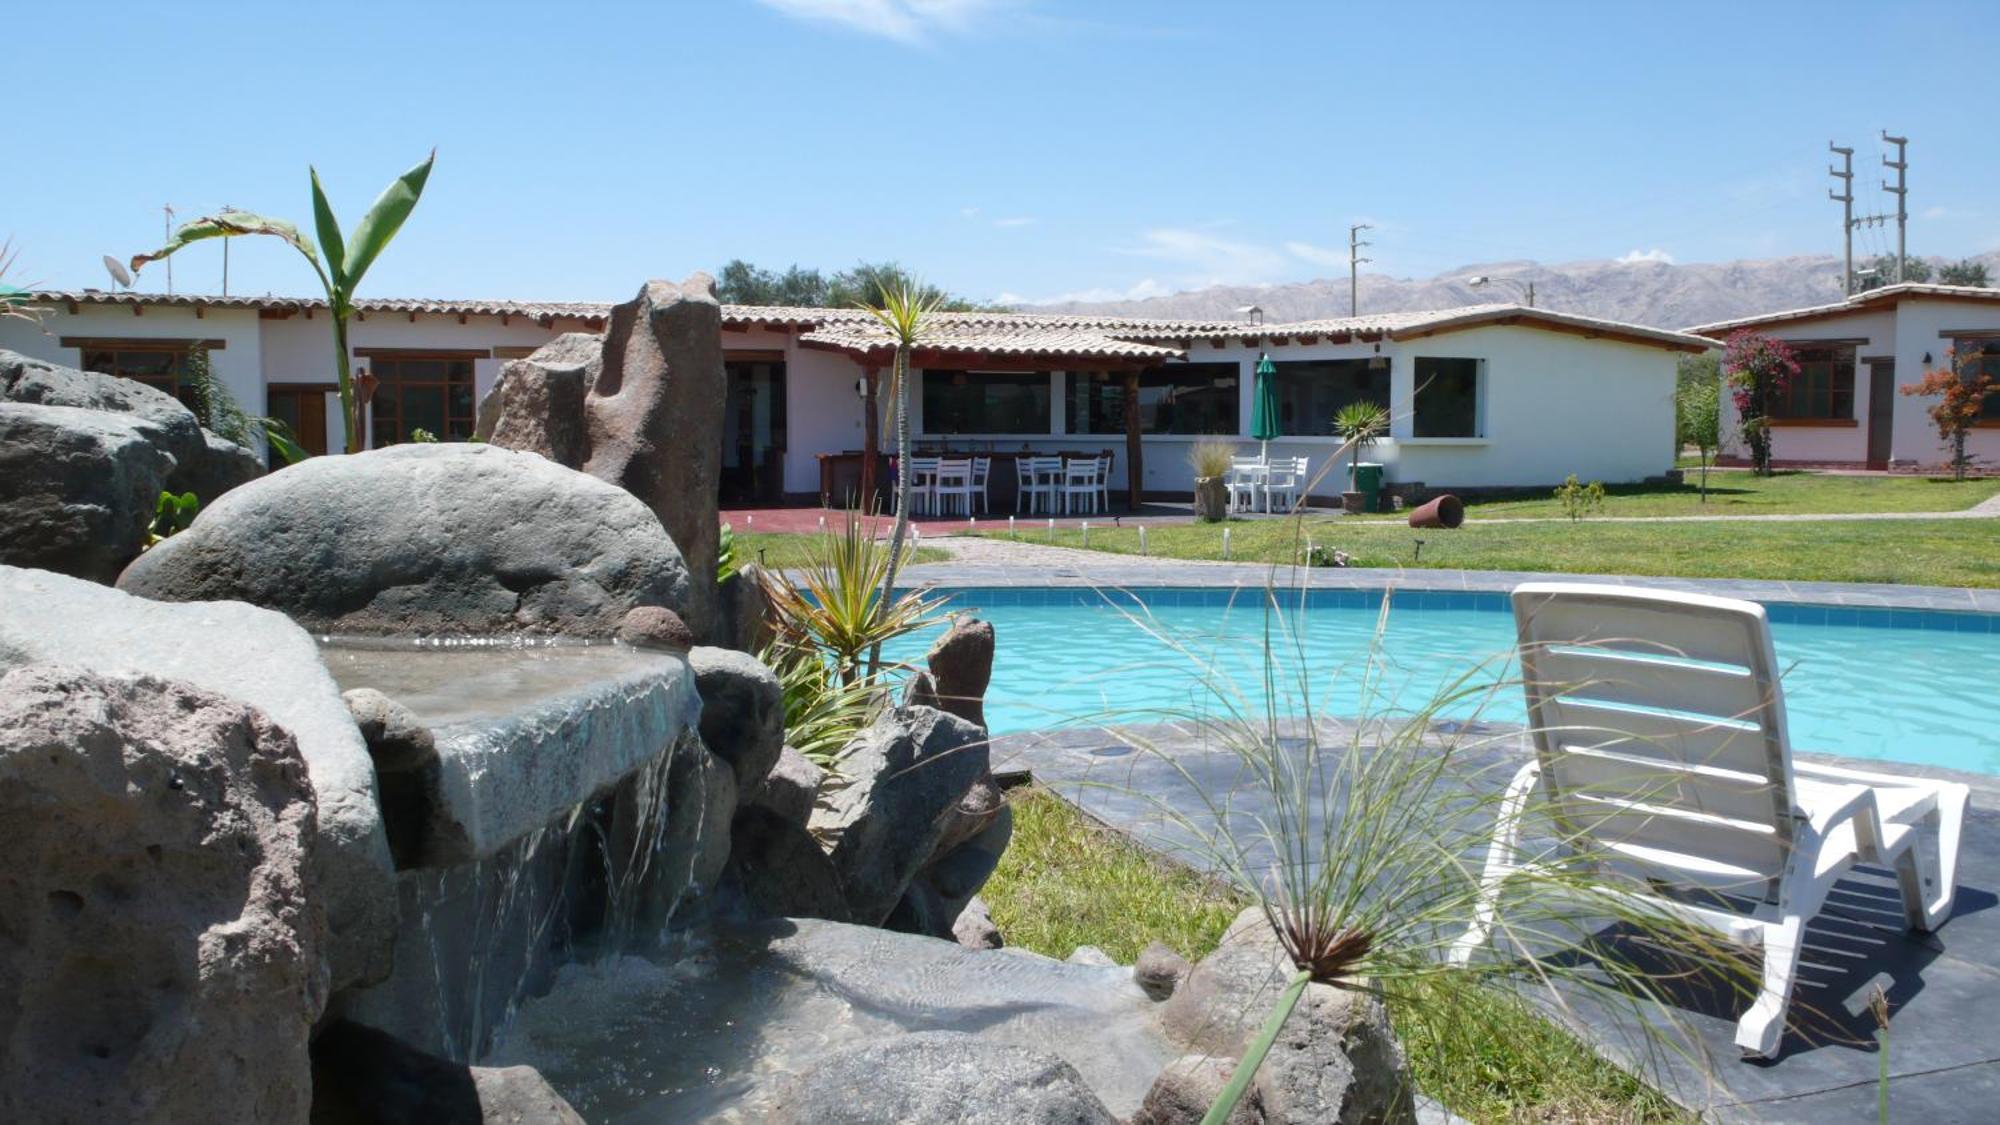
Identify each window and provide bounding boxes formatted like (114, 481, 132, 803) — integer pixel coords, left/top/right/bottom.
(1413, 357, 1481, 437)
(921, 371, 1051, 434)
(1969, 341, 2000, 422)
(367, 355, 477, 446)
(1064, 363, 1240, 435)
(76, 341, 202, 409)
(1772, 345, 1855, 420)
(1270, 359, 1389, 436)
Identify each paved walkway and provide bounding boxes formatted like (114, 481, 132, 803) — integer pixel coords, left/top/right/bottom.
(995, 721, 2000, 1123)
(898, 542, 2000, 613)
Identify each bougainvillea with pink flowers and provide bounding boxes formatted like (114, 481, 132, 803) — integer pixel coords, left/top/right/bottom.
(1721, 330, 1800, 475)
(1901, 348, 1996, 480)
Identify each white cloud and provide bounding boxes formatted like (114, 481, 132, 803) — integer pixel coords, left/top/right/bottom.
(997, 278, 1171, 306)
(755, 0, 997, 44)
(1616, 248, 1675, 265)
(1284, 241, 1347, 268)
(1119, 227, 1288, 286)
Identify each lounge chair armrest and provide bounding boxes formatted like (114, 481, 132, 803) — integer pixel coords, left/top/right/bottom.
(1802, 783, 1874, 839)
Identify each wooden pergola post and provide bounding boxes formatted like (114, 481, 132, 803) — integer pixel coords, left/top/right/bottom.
(860, 365, 880, 512)
(1124, 367, 1144, 511)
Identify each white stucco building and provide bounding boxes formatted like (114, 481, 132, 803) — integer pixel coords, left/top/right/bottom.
(1689, 283, 2000, 470)
(4, 289, 1711, 505)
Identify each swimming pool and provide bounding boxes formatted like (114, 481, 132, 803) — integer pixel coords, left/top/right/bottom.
(888, 586, 2000, 776)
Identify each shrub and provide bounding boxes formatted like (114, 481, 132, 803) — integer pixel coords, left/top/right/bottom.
(1554, 474, 1606, 520)
(1187, 438, 1236, 480)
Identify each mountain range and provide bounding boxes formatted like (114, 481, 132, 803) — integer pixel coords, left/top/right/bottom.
(1022, 252, 2000, 331)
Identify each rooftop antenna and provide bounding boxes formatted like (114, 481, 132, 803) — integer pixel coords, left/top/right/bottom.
(102, 255, 133, 291)
(162, 203, 175, 296)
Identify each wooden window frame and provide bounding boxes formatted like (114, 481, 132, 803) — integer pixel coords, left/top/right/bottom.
(1770, 345, 1856, 422)
(363, 354, 479, 447)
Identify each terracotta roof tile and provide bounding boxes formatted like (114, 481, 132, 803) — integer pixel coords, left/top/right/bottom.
(1687, 282, 2000, 337)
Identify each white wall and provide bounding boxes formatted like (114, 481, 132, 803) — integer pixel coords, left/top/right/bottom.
(1714, 308, 1894, 465)
(0, 303, 265, 423)
(1888, 298, 2000, 467)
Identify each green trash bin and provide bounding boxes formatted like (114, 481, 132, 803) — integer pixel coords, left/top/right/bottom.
(1349, 462, 1385, 513)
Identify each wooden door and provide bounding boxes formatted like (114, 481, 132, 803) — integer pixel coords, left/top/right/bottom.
(267, 383, 333, 462)
(1865, 359, 1895, 470)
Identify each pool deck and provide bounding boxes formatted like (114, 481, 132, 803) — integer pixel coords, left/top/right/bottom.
(896, 556, 2000, 614)
(994, 721, 2000, 1123)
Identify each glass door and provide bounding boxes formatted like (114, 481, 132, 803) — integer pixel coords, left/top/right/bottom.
(720, 356, 788, 504)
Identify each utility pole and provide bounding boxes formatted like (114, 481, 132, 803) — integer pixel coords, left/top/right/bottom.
(1348, 223, 1372, 318)
(162, 204, 176, 296)
(220, 203, 231, 297)
(1828, 143, 1854, 295)
(1880, 131, 1908, 283)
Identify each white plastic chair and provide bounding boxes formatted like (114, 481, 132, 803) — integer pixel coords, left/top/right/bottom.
(1226, 456, 1265, 514)
(932, 458, 976, 517)
(903, 456, 939, 516)
(1095, 453, 1115, 511)
(1031, 456, 1065, 514)
(1058, 458, 1100, 515)
(1452, 582, 1971, 1059)
(1264, 456, 1308, 513)
(971, 456, 992, 514)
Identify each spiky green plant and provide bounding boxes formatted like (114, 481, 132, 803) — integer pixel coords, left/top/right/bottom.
(859, 280, 947, 643)
(762, 511, 944, 686)
(131, 151, 436, 455)
(762, 638, 884, 769)
(0, 237, 45, 323)
(1333, 400, 1389, 489)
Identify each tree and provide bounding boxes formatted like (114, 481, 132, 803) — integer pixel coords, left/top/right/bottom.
(1939, 259, 1992, 288)
(716, 257, 1000, 312)
(1676, 361, 1721, 500)
(1855, 254, 1931, 291)
(1721, 330, 1799, 476)
(860, 280, 945, 675)
(1332, 401, 1388, 492)
(1900, 347, 1996, 480)
(131, 152, 436, 455)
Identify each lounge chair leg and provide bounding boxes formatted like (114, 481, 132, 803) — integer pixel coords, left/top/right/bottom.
(1897, 787, 1968, 932)
(1736, 915, 1804, 1059)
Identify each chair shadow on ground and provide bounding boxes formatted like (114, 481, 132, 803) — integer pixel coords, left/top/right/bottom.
(1544, 866, 1997, 1067)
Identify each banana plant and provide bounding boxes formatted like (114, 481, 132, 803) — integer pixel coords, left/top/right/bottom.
(130, 151, 436, 455)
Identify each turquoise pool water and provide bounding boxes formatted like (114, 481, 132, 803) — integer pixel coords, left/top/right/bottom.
(889, 587, 2000, 776)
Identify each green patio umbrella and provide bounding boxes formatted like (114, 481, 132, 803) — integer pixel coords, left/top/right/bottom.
(1250, 352, 1280, 461)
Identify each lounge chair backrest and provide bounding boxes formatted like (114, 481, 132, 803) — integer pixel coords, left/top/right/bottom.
(1511, 582, 1799, 891)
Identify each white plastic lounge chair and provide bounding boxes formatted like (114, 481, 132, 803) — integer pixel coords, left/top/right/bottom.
(1452, 582, 1970, 1059)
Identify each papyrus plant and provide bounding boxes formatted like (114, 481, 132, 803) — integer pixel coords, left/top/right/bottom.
(131, 151, 436, 455)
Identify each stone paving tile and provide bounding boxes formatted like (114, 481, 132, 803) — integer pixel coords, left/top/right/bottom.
(993, 724, 2000, 1119)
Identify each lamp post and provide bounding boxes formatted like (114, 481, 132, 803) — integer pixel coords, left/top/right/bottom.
(1468, 275, 1536, 307)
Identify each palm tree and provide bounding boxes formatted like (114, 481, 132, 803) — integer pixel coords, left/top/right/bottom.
(1333, 401, 1389, 488)
(860, 281, 945, 660)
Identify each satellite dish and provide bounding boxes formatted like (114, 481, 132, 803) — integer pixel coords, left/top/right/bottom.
(103, 255, 133, 289)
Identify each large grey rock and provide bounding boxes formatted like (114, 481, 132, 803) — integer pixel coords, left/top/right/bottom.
(118, 442, 693, 637)
(730, 804, 852, 922)
(0, 565, 395, 990)
(716, 562, 779, 654)
(342, 687, 438, 774)
(309, 1020, 584, 1125)
(0, 402, 174, 582)
(688, 645, 784, 789)
(765, 1030, 1117, 1125)
(1, 348, 264, 501)
(813, 706, 991, 926)
(1133, 1054, 1259, 1125)
(925, 615, 996, 729)
(749, 745, 825, 827)
(1161, 909, 1414, 1125)
(582, 277, 724, 638)
(471, 332, 599, 468)
(0, 665, 325, 1125)
(894, 803, 1013, 941)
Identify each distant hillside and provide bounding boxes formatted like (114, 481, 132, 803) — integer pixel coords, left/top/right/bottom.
(1023, 252, 2000, 330)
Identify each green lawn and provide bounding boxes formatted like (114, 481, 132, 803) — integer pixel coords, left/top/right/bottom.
(980, 517, 2000, 587)
(734, 531, 950, 570)
(1351, 470, 2000, 521)
(983, 788, 1681, 1123)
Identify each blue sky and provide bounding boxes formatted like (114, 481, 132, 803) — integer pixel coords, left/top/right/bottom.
(9, 0, 1999, 304)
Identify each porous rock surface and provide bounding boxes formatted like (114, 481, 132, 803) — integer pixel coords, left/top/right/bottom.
(764, 1030, 1117, 1125)
(0, 665, 325, 1125)
(0, 565, 394, 991)
(118, 442, 692, 636)
(812, 706, 992, 926)
(309, 1020, 584, 1125)
(0, 402, 175, 583)
(687, 645, 785, 789)
(477, 277, 724, 636)
(748, 745, 825, 827)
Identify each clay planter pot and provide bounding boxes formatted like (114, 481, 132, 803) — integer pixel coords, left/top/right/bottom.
(1193, 477, 1229, 522)
(1341, 490, 1368, 514)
